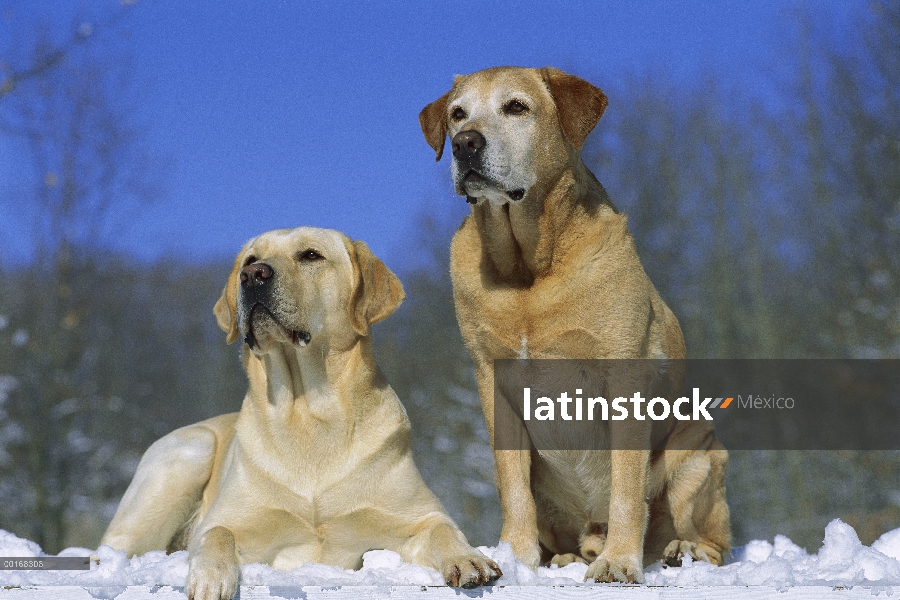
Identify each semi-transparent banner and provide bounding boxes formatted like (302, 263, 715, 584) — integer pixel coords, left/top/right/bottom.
(492, 359, 900, 450)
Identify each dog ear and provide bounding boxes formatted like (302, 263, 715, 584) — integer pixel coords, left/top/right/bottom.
(419, 90, 450, 161)
(540, 67, 608, 150)
(347, 240, 405, 335)
(214, 250, 244, 345)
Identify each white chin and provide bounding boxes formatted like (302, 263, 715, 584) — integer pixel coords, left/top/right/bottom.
(464, 186, 513, 206)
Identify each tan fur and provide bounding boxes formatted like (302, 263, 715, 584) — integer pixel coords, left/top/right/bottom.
(101, 227, 500, 600)
(419, 67, 730, 583)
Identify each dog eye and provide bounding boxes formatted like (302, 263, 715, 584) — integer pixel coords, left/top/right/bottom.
(450, 107, 467, 121)
(503, 100, 529, 115)
(243, 255, 257, 267)
(297, 249, 324, 262)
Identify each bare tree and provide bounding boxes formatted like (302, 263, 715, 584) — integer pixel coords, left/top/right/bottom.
(791, 1, 899, 359)
(0, 3, 161, 552)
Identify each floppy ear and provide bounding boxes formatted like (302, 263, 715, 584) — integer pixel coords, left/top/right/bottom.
(347, 240, 406, 335)
(214, 250, 244, 344)
(419, 90, 450, 161)
(540, 67, 608, 150)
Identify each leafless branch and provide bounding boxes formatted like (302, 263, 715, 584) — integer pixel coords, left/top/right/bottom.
(0, 2, 135, 99)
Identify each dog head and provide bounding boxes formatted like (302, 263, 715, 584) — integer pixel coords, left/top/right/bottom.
(214, 227, 404, 354)
(419, 66, 607, 206)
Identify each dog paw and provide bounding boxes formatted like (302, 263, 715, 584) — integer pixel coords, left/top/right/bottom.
(186, 554, 239, 600)
(443, 553, 503, 588)
(662, 539, 723, 567)
(579, 522, 608, 561)
(585, 553, 644, 584)
(551, 553, 588, 567)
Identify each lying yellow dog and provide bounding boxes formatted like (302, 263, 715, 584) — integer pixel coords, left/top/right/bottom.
(101, 227, 501, 600)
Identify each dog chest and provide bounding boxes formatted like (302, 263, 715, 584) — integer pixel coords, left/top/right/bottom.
(453, 277, 616, 361)
(533, 449, 613, 522)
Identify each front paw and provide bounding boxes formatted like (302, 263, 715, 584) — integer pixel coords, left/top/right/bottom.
(585, 552, 643, 584)
(186, 554, 239, 600)
(443, 552, 503, 588)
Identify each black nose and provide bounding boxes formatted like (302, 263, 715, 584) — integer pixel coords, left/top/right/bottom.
(451, 130, 485, 158)
(240, 262, 273, 288)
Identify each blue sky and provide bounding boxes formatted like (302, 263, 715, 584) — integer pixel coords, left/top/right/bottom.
(2, 1, 854, 269)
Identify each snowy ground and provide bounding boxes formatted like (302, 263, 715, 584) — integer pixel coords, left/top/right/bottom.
(1, 519, 898, 588)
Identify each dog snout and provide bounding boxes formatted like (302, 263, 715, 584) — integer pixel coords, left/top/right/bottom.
(241, 262, 274, 288)
(451, 130, 486, 162)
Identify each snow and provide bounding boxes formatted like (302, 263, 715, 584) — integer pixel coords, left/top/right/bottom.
(1, 519, 898, 588)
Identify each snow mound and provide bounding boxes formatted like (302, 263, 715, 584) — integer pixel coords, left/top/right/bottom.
(641, 520, 900, 587)
(1, 519, 898, 587)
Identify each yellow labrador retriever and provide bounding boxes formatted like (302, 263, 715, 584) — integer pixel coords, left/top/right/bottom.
(101, 227, 501, 600)
(419, 67, 730, 583)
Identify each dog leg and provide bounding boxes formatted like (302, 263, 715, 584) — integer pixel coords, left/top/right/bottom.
(585, 446, 650, 583)
(698, 448, 732, 562)
(585, 371, 655, 583)
(663, 449, 730, 567)
(494, 448, 542, 570)
(101, 424, 219, 556)
(476, 365, 542, 570)
(400, 516, 502, 588)
(186, 526, 239, 600)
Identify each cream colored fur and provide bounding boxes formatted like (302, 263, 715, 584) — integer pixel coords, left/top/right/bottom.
(419, 67, 731, 583)
(101, 227, 500, 600)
